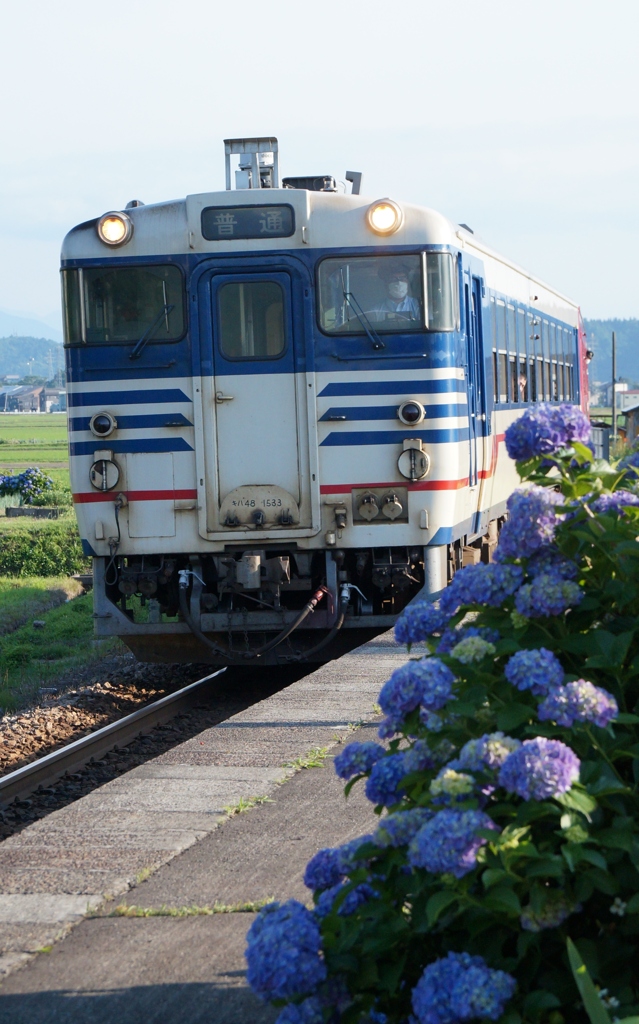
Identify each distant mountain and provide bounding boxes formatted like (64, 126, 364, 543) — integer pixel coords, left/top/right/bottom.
(583, 319, 639, 385)
(0, 309, 62, 344)
(0, 337, 63, 379)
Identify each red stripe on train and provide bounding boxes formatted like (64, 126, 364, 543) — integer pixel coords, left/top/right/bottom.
(73, 489, 198, 503)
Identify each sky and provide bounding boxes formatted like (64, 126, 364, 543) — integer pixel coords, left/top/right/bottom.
(1, 0, 638, 327)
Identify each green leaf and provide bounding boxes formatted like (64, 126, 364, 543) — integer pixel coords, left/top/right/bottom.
(522, 990, 562, 1014)
(482, 886, 522, 915)
(615, 713, 639, 724)
(481, 868, 510, 889)
(555, 789, 598, 818)
(496, 702, 533, 730)
(567, 937, 612, 1024)
(594, 827, 636, 851)
(625, 892, 639, 913)
(426, 891, 458, 926)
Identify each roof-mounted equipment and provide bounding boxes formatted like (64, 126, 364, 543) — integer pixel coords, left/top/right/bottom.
(282, 175, 337, 192)
(224, 137, 279, 190)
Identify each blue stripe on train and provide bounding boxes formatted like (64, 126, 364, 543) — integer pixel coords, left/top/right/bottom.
(67, 389, 192, 408)
(318, 379, 465, 397)
(319, 427, 469, 446)
(319, 403, 468, 422)
(70, 438, 194, 456)
(69, 413, 193, 432)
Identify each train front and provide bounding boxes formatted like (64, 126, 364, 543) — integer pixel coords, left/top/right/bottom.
(61, 137, 470, 665)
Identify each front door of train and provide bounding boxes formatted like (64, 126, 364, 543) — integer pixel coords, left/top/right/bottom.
(198, 259, 316, 537)
(464, 273, 489, 531)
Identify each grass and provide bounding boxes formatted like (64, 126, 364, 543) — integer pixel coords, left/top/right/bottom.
(0, 576, 84, 635)
(282, 745, 331, 771)
(223, 795, 274, 816)
(109, 899, 275, 918)
(0, 414, 70, 497)
(0, 588, 121, 712)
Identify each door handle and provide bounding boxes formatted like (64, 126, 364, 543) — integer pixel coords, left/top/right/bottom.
(216, 392, 234, 402)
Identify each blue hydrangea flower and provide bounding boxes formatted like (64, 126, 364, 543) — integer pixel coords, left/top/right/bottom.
(496, 485, 562, 560)
(498, 737, 580, 800)
(314, 881, 377, 919)
(619, 450, 639, 475)
(378, 659, 456, 720)
(275, 996, 324, 1024)
(377, 715, 402, 739)
(408, 809, 497, 877)
(520, 891, 580, 933)
(440, 563, 524, 616)
(336, 834, 374, 873)
(374, 808, 433, 848)
(334, 741, 385, 780)
(526, 548, 578, 580)
(246, 900, 326, 1000)
(411, 951, 516, 1024)
(537, 680, 618, 728)
(395, 600, 451, 644)
(303, 847, 344, 892)
(514, 573, 583, 618)
(403, 739, 436, 774)
(437, 625, 500, 655)
(430, 768, 476, 805)
(458, 732, 522, 772)
(504, 402, 591, 461)
(591, 490, 639, 515)
(365, 753, 409, 806)
(504, 647, 564, 695)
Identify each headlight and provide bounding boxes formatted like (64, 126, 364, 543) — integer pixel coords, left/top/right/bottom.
(97, 211, 133, 247)
(366, 199, 403, 235)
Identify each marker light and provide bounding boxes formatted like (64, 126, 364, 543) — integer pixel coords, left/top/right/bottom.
(97, 212, 133, 247)
(90, 412, 117, 437)
(398, 400, 425, 426)
(366, 199, 403, 235)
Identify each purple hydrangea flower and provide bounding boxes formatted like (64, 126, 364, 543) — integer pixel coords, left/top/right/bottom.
(437, 625, 500, 656)
(458, 732, 522, 772)
(440, 563, 524, 616)
(275, 997, 324, 1024)
(408, 809, 497, 877)
(619, 451, 639, 474)
(514, 573, 583, 618)
(378, 659, 456, 721)
(246, 899, 326, 1000)
(504, 402, 591, 461)
(526, 548, 578, 580)
(411, 951, 516, 1024)
(591, 490, 639, 515)
(334, 741, 385, 781)
(537, 680, 618, 728)
(504, 647, 564, 695)
(374, 808, 433, 848)
(315, 881, 377, 918)
(496, 486, 562, 560)
(394, 601, 450, 644)
(498, 738, 580, 800)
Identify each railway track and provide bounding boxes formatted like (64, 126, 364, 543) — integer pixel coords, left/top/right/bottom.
(0, 668, 226, 809)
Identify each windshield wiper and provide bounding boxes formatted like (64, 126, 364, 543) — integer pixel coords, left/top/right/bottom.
(339, 270, 385, 351)
(129, 303, 175, 360)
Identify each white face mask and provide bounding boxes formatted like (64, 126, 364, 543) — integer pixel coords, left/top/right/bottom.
(388, 280, 408, 301)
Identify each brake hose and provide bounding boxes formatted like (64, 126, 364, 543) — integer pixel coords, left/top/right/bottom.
(178, 571, 334, 660)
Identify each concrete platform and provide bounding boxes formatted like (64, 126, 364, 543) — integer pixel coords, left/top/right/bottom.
(0, 631, 406, 1016)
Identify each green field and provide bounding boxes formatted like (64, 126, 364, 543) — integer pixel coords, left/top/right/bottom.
(0, 413, 70, 494)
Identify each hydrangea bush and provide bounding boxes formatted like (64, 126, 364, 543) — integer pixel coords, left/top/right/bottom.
(0, 468, 53, 504)
(246, 403, 639, 1024)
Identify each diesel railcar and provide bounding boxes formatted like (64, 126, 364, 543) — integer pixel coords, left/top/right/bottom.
(60, 137, 587, 665)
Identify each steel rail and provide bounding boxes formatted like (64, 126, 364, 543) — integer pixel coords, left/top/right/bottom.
(0, 668, 226, 808)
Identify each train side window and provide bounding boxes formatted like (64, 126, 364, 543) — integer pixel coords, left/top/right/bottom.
(507, 306, 517, 402)
(565, 329, 574, 399)
(495, 301, 507, 402)
(218, 281, 285, 359)
(541, 320, 551, 401)
(517, 308, 528, 401)
(491, 298, 498, 403)
(534, 318, 544, 402)
(550, 323, 558, 400)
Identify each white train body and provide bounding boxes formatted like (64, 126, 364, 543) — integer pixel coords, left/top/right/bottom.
(61, 139, 586, 664)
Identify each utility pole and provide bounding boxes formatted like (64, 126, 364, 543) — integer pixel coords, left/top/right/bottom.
(612, 330, 617, 441)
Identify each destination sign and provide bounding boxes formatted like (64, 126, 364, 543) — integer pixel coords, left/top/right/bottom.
(201, 204, 295, 241)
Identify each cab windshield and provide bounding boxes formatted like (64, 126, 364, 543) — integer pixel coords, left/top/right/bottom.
(317, 252, 456, 334)
(61, 265, 185, 345)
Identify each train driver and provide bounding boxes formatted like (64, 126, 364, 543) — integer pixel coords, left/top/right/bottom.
(372, 264, 421, 323)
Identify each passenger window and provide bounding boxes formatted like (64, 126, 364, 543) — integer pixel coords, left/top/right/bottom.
(218, 281, 285, 360)
(517, 309, 527, 401)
